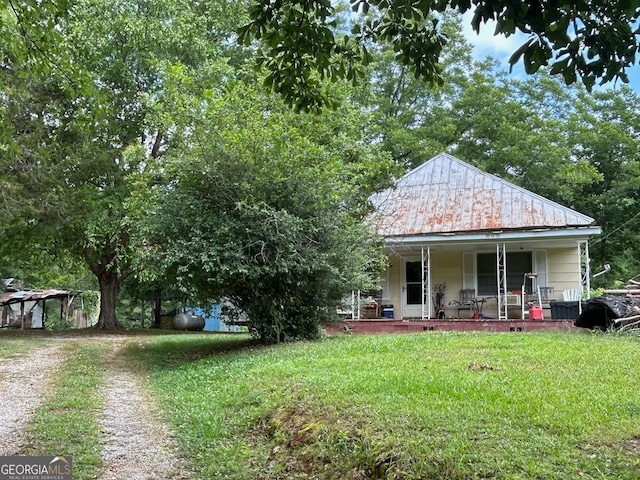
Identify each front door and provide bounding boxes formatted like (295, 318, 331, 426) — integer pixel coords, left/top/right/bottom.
(403, 260, 429, 318)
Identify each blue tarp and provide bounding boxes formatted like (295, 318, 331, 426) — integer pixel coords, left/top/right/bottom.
(192, 305, 241, 332)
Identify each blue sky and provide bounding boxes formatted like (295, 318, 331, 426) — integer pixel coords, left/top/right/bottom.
(461, 14, 640, 94)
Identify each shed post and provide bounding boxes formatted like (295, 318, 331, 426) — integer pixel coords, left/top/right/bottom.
(20, 301, 25, 330)
(153, 290, 162, 326)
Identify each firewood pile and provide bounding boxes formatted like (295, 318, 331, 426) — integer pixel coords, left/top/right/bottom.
(603, 279, 640, 297)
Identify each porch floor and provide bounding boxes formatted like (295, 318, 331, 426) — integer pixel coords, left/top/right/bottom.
(324, 318, 579, 334)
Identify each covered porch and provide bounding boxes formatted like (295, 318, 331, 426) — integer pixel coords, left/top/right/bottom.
(363, 230, 596, 321)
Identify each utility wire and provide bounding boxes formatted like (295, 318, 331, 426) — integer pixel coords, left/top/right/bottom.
(590, 209, 640, 245)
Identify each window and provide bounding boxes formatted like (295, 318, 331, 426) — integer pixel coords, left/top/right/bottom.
(476, 252, 533, 296)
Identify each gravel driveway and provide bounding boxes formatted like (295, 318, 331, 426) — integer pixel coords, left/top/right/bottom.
(0, 336, 193, 479)
(0, 342, 67, 456)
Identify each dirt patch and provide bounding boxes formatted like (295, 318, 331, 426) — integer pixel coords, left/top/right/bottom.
(252, 400, 403, 480)
(98, 342, 193, 480)
(619, 436, 640, 458)
(0, 343, 69, 455)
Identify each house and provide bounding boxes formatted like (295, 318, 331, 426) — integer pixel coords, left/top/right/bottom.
(369, 153, 601, 320)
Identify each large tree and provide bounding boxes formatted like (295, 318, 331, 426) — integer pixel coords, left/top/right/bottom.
(241, 0, 640, 111)
(0, 0, 244, 328)
(565, 87, 640, 283)
(131, 84, 398, 342)
(358, 10, 473, 169)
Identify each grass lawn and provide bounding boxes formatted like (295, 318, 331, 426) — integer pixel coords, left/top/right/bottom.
(131, 331, 640, 480)
(0, 335, 44, 358)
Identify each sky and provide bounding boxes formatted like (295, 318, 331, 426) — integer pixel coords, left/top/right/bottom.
(461, 14, 640, 94)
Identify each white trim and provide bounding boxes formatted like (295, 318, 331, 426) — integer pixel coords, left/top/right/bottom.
(533, 249, 548, 290)
(380, 268, 390, 301)
(402, 258, 426, 318)
(420, 246, 432, 320)
(421, 247, 425, 320)
(462, 252, 476, 291)
(579, 241, 590, 313)
(497, 243, 508, 320)
(384, 227, 601, 245)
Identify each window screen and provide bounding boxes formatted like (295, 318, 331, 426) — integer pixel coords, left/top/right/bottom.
(476, 252, 533, 295)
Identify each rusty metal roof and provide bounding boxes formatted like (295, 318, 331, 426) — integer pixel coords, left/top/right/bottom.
(371, 153, 597, 237)
(0, 289, 73, 306)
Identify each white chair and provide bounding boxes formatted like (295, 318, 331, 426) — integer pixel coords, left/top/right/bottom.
(563, 289, 581, 301)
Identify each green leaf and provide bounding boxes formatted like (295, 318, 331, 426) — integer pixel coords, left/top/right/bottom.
(509, 40, 532, 71)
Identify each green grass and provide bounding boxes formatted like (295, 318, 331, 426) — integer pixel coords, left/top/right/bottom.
(22, 343, 107, 480)
(0, 335, 44, 357)
(132, 331, 640, 479)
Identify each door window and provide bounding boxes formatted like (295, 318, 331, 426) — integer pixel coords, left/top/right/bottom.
(406, 261, 423, 305)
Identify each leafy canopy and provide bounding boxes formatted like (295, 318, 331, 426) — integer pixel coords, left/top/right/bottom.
(0, 0, 245, 328)
(131, 84, 398, 342)
(240, 0, 640, 111)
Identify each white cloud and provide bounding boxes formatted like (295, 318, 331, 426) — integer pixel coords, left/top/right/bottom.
(461, 12, 529, 64)
(460, 11, 640, 93)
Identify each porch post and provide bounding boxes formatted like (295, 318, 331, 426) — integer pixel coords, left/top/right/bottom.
(351, 290, 355, 320)
(421, 246, 431, 320)
(427, 246, 432, 319)
(496, 243, 507, 320)
(578, 241, 591, 314)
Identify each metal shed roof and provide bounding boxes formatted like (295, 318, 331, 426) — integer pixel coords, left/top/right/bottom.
(371, 153, 598, 237)
(0, 289, 73, 306)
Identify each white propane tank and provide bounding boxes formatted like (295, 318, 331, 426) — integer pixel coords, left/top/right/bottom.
(172, 313, 205, 331)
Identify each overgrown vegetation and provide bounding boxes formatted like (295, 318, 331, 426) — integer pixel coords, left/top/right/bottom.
(132, 86, 396, 342)
(133, 332, 640, 479)
(2, 1, 640, 338)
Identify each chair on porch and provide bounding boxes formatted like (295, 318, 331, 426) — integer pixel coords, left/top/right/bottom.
(525, 286, 554, 307)
(455, 289, 476, 318)
(563, 289, 581, 301)
(539, 286, 554, 307)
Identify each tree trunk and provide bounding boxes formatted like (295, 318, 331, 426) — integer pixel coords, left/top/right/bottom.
(95, 272, 120, 329)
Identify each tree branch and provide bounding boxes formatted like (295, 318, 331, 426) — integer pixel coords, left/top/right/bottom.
(8, 0, 79, 90)
(150, 130, 164, 158)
